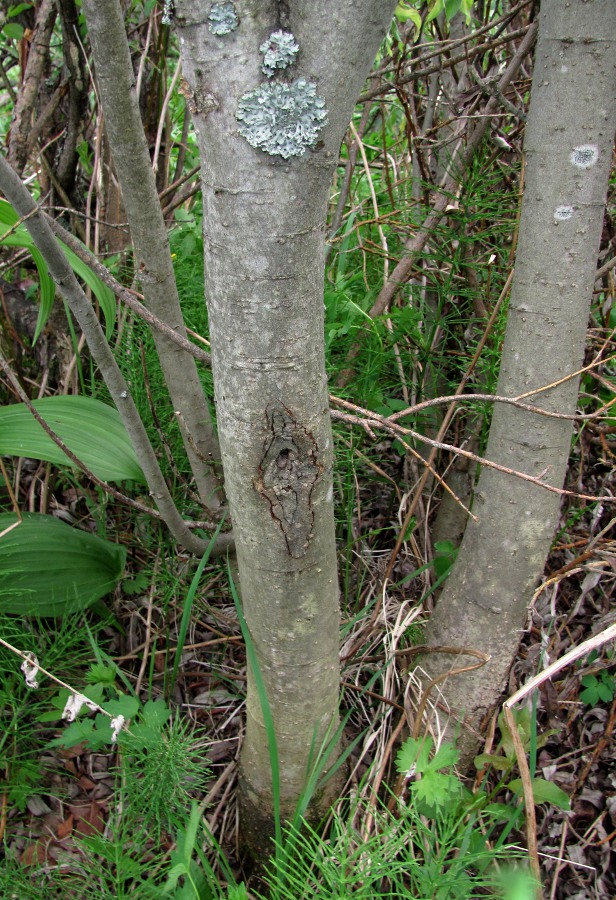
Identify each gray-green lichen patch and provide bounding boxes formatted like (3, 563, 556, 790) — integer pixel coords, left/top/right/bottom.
(260, 31, 299, 77)
(208, 2, 238, 35)
(554, 205, 574, 222)
(570, 145, 598, 170)
(236, 78, 327, 159)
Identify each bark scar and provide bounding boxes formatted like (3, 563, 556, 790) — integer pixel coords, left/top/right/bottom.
(255, 401, 320, 558)
(179, 76, 218, 118)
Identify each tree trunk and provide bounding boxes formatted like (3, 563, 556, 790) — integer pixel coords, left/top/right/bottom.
(7, 0, 56, 175)
(175, 0, 396, 850)
(422, 0, 616, 764)
(55, 0, 88, 200)
(82, 0, 224, 513)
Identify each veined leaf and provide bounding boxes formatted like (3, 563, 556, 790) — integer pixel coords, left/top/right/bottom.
(7, 4, 34, 17)
(0, 512, 126, 617)
(425, 0, 445, 24)
(395, 735, 433, 775)
(0, 395, 145, 483)
(0, 199, 116, 341)
(508, 777, 571, 810)
(395, 3, 422, 30)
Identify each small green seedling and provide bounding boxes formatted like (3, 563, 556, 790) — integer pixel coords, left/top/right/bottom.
(580, 670, 615, 706)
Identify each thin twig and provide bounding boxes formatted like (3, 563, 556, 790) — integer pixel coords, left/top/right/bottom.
(503, 704, 541, 892)
(134, 553, 160, 696)
(595, 254, 616, 280)
(330, 396, 612, 504)
(0, 153, 219, 555)
(152, 61, 182, 176)
(503, 621, 616, 896)
(46, 215, 211, 364)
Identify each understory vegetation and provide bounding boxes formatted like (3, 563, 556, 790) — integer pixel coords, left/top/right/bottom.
(1, 1, 614, 898)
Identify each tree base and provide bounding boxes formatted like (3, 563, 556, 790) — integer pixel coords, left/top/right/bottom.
(237, 758, 347, 873)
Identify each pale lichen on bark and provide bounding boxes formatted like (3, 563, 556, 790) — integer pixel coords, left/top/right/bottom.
(260, 30, 299, 77)
(208, 2, 238, 35)
(236, 78, 327, 158)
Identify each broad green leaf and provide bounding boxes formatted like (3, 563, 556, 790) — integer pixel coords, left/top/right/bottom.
(0, 395, 145, 483)
(460, 0, 474, 21)
(48, 718, 98, 748)
(0, 231, 55, 337)
(8, 4, 33, 16)
(499, 869, 538, 900)
(445, 0, 462, 20)
(82, 683, 106, 706)
(141, 698, 172, 730)
(0, 199, 116, 341)
(86, 663, 117, 685)
(0, 200, 59, 340)
(580, 673, 615, 705)
(0, 512, 126, 617)
(508, 777, 571, 810)
(162, 802, 202, 897)
(3, 22, 24, 39)
(430, 741, 459, 770)
(425, 0, 445, 25)
(474, 752, 514, 773)
(498, 707, 532, 759)
(483, 802, 522, 826)
(433, 539, 458, 579)
(162, 862, 189, 894)
(125, 699, 172, 748)
(395, 3, 422, 30)
(50, 712, 113, 750)
(126, 722, 161, 748)
(227, 887, 250, 900)
(414, 770, 462, 810)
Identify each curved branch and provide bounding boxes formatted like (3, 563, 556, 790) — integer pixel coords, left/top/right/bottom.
(0, 153, 226, 556)
(330, 397, 613, 504)
(46, 215, 211, 364)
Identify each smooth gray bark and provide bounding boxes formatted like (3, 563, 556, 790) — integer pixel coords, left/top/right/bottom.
(174, 0, 396, 847)
(82, 0, 224, 513)
(422, 0, 616, 762)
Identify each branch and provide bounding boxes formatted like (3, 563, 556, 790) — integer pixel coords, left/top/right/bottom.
(381, 353, 616, 424)
(371, 20, 539, 319)
(82, 0, 223, 510)
(6, 0, 57, 175)
(0, 152, 226, 557)
(46, 216, 211, 364)
(336, 21, 539, 388)
(330, 395, 613, 504)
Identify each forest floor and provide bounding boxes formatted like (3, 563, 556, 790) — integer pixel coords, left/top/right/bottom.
(2, 412, 614, 900)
